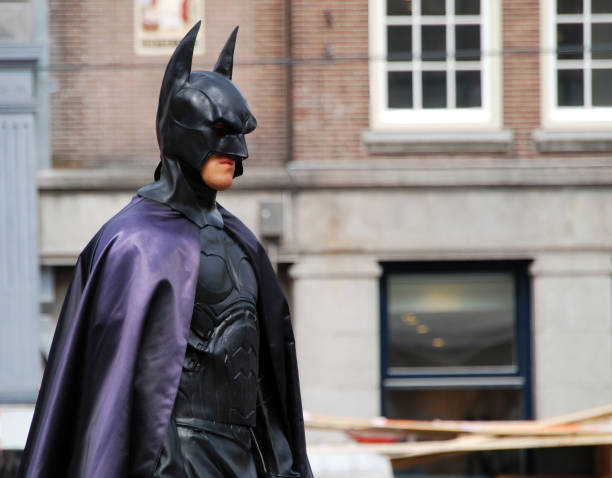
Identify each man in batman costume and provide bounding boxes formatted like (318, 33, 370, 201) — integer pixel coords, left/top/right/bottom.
(19, 22, 312, 478)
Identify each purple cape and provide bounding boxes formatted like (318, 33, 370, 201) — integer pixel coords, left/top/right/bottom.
(18, 196, 311, 478)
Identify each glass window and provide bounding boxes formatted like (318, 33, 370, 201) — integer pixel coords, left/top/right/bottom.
(381, 261, 532, 477)
(557, 0, 583, 13)
(422, 0, 445, 16)
(592, 0, 612, 13)
(556, 23, 584, 59)
(422, 71, 447, 108)
(456, 0, 480, 15)
(558, 68, 584, 106)
(388, 25, 412, 61)
(552, 0, 612, 111)
(592, 23, 612, 59)
(387, 273, 515, 371)
(456, 70, 482, 107)
(382, 0, 488, 113)
(592, 68, 612, 105)
(387, 0, 412, 16)
(388, 71, 413, 108)
(421, 25, 446, 61)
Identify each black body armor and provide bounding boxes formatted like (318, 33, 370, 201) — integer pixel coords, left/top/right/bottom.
(174, 222, 260, 427)
(151, 208, 263, 478)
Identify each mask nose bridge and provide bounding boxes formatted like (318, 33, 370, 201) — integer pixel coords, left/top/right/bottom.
(220, 133, 248, 159)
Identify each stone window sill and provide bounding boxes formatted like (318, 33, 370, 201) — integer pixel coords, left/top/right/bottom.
(361, 130, 514, 154)
(533, 129, 612, 152)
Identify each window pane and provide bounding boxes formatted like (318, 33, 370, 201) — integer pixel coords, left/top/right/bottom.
(456, 24, 481, 60)
(422, 25, 446, 60)
(422, 0, 445, 15)
(592, 23, 612, 60)
(557, 23, 584, 59)
(387, 0, 412, 16)
(593, 69, 612, 105)
(387, 26, 412, 61)
(593, 0, 612, 13)
(557, 0, 583, 14)
(387, 273, 514, 368)
(388, 71, 413, 108)
(455, 0, 480, 15)
(456, 70, 481, 107)
(422, 71, 447, 108)
(558, 69, 584, 106)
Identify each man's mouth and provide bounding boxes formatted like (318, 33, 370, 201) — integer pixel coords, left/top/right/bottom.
(219, 158, 235, 166)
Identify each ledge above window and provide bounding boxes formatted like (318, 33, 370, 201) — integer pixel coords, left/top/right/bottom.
(361, 129, 514, 154)
(533, 129, 612, 153)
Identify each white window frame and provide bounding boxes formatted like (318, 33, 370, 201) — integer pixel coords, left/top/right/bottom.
(369, 0, 502, 131)
(541, 0, 612, 129)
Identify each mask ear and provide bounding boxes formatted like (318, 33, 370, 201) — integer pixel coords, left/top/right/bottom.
(157, 21, 201, 134)
(213, 26, 239, 80)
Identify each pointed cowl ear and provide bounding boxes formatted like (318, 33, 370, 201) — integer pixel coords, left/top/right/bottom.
(213, 26, 239, 80)
(157, 21, 201, 143)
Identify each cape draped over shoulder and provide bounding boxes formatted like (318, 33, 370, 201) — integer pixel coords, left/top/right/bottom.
(18, 196, 311, 478)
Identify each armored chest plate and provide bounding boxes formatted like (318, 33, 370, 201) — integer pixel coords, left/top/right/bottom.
(173, 225, 259, 427)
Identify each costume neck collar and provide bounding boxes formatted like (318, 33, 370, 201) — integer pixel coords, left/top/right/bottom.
(137, 158, 224, 229)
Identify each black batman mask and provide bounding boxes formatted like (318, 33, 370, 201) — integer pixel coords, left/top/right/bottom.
(156, 21, 257, 178)
(139, 22, 256, 228)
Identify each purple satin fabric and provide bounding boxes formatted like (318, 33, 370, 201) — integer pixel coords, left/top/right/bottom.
(19, 197, 200, 477)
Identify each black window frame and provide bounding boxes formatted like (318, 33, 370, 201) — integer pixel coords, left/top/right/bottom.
(379, 260, 533, 420)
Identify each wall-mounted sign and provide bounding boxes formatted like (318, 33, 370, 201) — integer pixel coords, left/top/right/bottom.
(134, 0, 204, 56)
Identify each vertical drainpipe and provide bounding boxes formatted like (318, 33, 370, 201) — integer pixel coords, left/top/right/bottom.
(285, 0, 293, 165)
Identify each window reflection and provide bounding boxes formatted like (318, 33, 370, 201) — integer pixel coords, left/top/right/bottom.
(388, 273, 515, 371)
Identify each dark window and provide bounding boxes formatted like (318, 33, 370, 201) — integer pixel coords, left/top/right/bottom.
(388, 25, 412, 61)
(593, 0, 612, 13)
(422, 71, 447, 108)
(557, 0, 583, 13)
(387, 0, 413, 16)
(388, 71, 414, 108)
(455, 25, 481, 61)
(383, 0, 483, 110)
(592, 68, 612, 106)
(592, 23, 612, 60)
(557, 23, 584, 60)
(456, 70, 482, 107)
(557, 69, 584, 106)
(422, 0, 445, 16)
(455, 0, 480, 15)
(422, 25, 446, 60)
(381, 261, 532, 477)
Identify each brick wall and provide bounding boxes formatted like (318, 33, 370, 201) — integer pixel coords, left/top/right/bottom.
(49, 1, 609, 168)
(503, 0, 540, 158)
(291, 0, 370, 162)
(48, 0, 287, 169)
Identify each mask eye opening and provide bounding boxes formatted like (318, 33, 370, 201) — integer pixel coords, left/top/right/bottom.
(212, 122, 232, 138)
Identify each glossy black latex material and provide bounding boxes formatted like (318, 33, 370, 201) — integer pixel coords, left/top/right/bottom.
(153, 211, 260, 477)
(156, 21, 257, 178)
(153, 417, 258, 478)
(174, 225, 260, 426)
(139, 158, 223, 228)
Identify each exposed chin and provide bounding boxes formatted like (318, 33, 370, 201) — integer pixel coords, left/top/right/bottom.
(211, 177, 233, 191)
